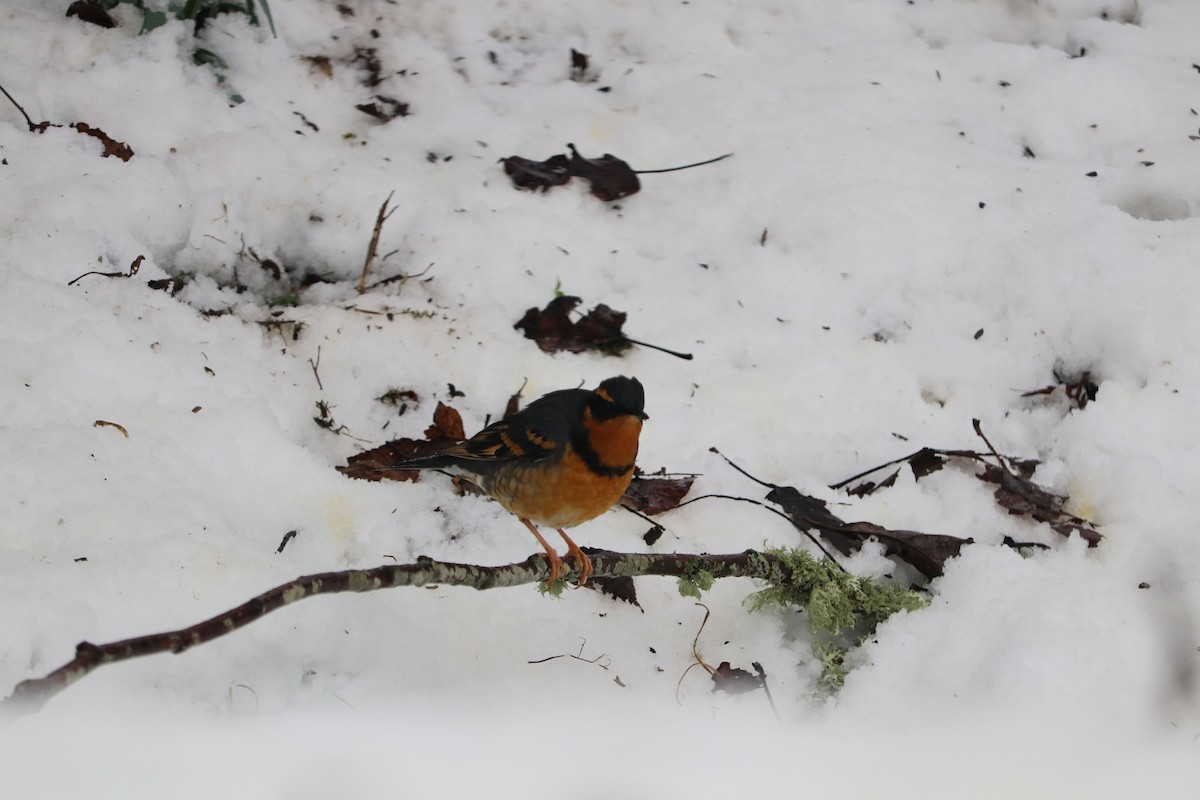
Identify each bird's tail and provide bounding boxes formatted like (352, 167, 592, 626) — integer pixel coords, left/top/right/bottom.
(380, 452, 461, 471)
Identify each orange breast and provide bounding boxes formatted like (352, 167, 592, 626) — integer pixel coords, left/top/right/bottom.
(483, 448, 634, 528)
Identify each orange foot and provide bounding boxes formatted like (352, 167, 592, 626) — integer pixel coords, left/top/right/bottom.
(520, 518, 568, 585)
(556, 528, 593, 586)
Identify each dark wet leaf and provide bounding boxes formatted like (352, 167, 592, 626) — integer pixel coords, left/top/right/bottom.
(764, 484, 968, 580)
(1021, 369, 1098, 410)
(623, 473, 696, 515)
(504, 383, 525, 418)
(356, 95, 409, 122)
(711, 661, 763, 695)
(978, 464, 1101, 545)
(586, 575, 641, 609)
(514, 295, 632, 355)
(147, 278, 183, 295)
(350, 46, 383, 87)
(66, 122, 134, 161)
(838, 523, 972, 581)
(501, 145, 729, 201)
(501, 154, 571, 192)
(338, 402, 464, 482)
(570, 48, 590, 80)
(66, 1, 116, 28)
(566, 143, 640, 201)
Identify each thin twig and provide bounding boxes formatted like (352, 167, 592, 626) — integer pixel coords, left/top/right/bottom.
(0, 80, 37, 131)
(308, 345, 323, 391)
(635, 153, 734, 174)
(68, 255, 144, 286)
(357, 190, 396, 294)
(675, 492, 845, 567)
(621, 336, 694, 360)
(752, 661, 781, 722)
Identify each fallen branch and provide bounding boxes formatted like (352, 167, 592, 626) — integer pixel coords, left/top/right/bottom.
(3, 549, 821, 717)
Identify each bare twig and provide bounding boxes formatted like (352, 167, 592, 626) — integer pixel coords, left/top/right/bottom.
(92, 420, 129, 438)
(0, 80, 37, 131)
(634, 153, 733, 175)
(357, 191, 396, 294)
(68, 255, 144, 286)
(620, 336, 694, 360)
(308, 345, 323, 391)
(3, 549, 806, 716)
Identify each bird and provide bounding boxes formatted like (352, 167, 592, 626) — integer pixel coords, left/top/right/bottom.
(388, 376, 647, 586)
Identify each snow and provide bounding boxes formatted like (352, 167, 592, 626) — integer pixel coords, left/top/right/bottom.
(3, 0, 1200, 794)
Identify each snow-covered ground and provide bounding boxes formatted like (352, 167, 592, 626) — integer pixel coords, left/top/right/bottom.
(3, 0, 1200, 794)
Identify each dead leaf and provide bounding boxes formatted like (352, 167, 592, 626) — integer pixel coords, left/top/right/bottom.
(763, 483, 970, 580)
(570, 48, 590, 80)
(302, 55, 333, 78)
(514, 295, 633, 355)
(356, 95, 409, 122)
(338, 402, 464, 482)
(1021, 369, 1098, 410)
(623, 472, 696, 515)
(66, 1, 116, 27)
(711, 661, 763, 695)
(978, 463, 1101, 545)
(565, 143, 640, 201)
(71, 122, 134, 161)
(586, 575, 641, 609)
(501, 154, 571, 192)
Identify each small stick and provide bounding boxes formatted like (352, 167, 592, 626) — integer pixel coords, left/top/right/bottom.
(622, 336, 694, 360)
(357, 191, 396, 294)
(0, 80, 37, 131)
(68, 255, 144, 286)
(635, 153, 733, 175)
(308, 345, 323, 391)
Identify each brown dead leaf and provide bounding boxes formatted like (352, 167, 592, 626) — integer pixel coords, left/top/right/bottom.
(514, 295, 632, 355)
(70, 122, 134, 161)
(623, 472, 696, 515)
(338, 402, 463, 482)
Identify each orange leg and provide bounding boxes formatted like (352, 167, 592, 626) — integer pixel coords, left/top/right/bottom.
(520, 518, 566, 585)
(555, 528, 593, 586)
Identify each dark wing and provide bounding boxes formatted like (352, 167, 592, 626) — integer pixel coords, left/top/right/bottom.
(389, 387, 588, 475)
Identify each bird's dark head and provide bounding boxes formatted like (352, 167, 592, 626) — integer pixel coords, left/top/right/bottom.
(589, 376, 647, 421)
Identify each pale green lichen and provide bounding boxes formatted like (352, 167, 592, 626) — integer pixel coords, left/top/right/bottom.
(746, 547, 925, 638)
(814, 641, 849, 694)
(677, 561, 715, 599)
(746, 547, 927, 693)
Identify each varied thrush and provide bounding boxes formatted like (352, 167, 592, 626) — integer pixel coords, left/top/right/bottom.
(390, 376, 647, 585)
